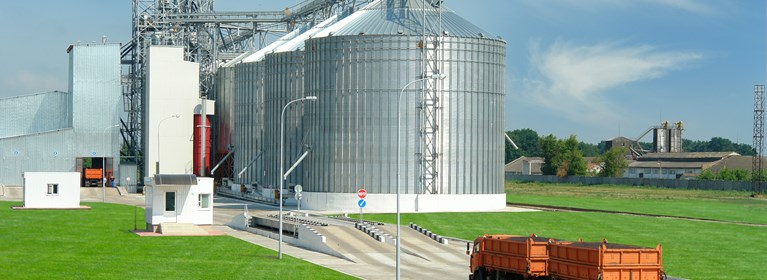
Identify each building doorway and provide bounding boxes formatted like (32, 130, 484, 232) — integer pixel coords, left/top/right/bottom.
(76, 157, 114, 187)
(164, 191, 177, 223)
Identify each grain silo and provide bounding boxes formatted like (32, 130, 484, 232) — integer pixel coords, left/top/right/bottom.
(299, 0, 507, 211)
(261, 16, 339, 192)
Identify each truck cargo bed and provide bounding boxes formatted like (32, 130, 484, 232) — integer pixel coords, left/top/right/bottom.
(549, 240, 663, 280)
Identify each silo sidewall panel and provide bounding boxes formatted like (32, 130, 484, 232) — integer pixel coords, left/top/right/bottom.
(265, 51, 308, 190)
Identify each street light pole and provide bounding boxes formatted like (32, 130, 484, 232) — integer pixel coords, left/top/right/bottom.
(102, 124, 119, 203)
(157, 115, 181, 175)
(279, 95, 318, 260)
(395, 73, 446, 279)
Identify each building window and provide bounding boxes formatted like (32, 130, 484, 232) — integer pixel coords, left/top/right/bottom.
(47, 184, 59, 195)
(199, 193, 210, 209)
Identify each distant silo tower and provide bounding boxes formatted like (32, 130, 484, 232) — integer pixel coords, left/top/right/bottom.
(301, 0, 507, 212)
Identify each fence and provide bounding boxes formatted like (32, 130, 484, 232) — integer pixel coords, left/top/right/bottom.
(505, 174, 759, 192)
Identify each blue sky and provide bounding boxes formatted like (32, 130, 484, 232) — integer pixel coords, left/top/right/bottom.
(0, 1, 764, 144)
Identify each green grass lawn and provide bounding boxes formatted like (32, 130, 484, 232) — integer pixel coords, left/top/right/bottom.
(0, 201, 354, 280)
(506, 181, 767, 224)
(361, 211, 766, 279)
(358, 182, 767, 279)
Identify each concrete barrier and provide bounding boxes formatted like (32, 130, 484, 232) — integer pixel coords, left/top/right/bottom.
(409, 223, 449, 245)
(355, 223, 389, 243)
(228, 214, 344, 259)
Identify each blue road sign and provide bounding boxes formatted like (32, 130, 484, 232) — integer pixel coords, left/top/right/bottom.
(357, 199, 367, 208)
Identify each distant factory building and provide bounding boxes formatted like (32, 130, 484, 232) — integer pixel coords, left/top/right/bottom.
(505, 157, 544, 175)
(604, 136, 634, 151)
(624, 152, 739, 179)
(0, 43, 121, 187)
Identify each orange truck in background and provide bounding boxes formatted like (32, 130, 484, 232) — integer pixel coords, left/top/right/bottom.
(83, 168, 102, 187)
(468, 234, 553, 280)
(468, 234, 665, 280)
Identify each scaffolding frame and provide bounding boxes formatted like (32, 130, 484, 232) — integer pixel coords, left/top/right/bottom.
(121, 0, 353, 185)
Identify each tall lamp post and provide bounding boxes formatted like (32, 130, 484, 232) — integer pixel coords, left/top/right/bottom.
(395, 73, 446, 279)
(102, 124, 119, 203)
(157, 115, 181, 174)
(278, 95, 318, 260)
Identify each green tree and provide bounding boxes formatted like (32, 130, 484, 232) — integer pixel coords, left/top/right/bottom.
(540, 134, 586, 177)
(708, 137, 735, 152)
(716, 168, 750, 181)
(599, 147, 629, 177)
(683, 137, 754, 155)
(697, 170, 716, 180)
(578, 141, 600, 157)
(505, 128, 542, 163)
(564, 136, 587, 176)
(540, 134, 564, 176)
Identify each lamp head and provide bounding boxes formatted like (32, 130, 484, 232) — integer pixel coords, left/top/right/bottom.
(429, 73, 448, 80)
(305, 96, 319, 101)
(172, 115, 181, 118)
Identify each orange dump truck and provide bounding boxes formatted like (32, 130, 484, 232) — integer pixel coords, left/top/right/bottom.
(548, 240, 665, 280)
(83, 168, 102, 187)
(468, 234, 553, 280)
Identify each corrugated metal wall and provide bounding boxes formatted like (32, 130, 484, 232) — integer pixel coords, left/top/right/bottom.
(303, 35, 506, 195)
(0, 44, 121, 186)
(70, 44, 122, 162)
(263, 51, 311, 189)
(0, 91, 71, 138)
(0, 130, 75, 185)
(213, 67, 235, 155)
(233, 62, 265, 185)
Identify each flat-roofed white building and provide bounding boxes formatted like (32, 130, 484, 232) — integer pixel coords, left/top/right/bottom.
(22, 172, 81, 209)
(144, 175, 213, 231)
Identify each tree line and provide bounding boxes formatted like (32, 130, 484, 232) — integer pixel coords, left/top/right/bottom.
(505, 128, 752, 178)
(505, 129, 626, 177)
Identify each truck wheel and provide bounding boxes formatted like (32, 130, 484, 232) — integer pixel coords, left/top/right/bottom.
(473, 268, 486, 280)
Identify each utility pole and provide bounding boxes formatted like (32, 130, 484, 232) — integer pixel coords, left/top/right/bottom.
(752, 85, 764, 197)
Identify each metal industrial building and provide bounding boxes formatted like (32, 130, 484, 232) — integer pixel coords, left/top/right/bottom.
(0, 44, 121, 187)
(1, 0, 508, 212)
(217, 0, 507, 211)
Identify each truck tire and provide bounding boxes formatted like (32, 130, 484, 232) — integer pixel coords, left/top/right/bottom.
(473, 268, 486, 280)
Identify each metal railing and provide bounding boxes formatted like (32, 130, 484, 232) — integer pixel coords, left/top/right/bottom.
(216, 187, 278, 205)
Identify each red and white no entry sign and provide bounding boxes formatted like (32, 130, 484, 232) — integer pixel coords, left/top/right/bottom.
(357, 188, 367, 199)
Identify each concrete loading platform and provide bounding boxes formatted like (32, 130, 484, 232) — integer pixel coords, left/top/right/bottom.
(226, 210, 471, 280)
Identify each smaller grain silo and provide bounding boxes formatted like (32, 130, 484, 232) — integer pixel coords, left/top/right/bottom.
(300, 0, 507, 212)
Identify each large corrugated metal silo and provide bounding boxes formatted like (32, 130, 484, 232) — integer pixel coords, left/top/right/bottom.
(233, 62, 266, 185)
(260, 16, 338, 191)
(213, 66, 234, 172)
(301, 0, 506, 211)
(263, 51, 310, 189)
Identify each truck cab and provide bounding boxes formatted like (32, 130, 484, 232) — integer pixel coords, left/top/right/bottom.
(468, 236, 486, 280)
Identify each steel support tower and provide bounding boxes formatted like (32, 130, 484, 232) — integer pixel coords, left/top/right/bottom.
(418, 0, 444, 195)
(121, 0, 354, 185)
(753, 84, 765, 196)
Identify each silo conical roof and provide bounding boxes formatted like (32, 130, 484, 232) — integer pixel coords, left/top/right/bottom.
(329, 0, 499, 39)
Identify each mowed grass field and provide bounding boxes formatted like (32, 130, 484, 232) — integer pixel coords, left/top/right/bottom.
(0, 202, 354, 280)
(506, 181, 767, 224)
(362, 182, 767, 279)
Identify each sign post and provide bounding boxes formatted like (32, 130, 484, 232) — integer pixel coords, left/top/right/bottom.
(295, 185, 303, 211)
(357, 188, 367, 224)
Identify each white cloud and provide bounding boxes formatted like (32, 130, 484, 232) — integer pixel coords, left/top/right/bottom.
(2, 71, 68, 97)
(521, 40, 701, 124)
(528, 0, 723, 16)
(645, 0, 719, 15)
